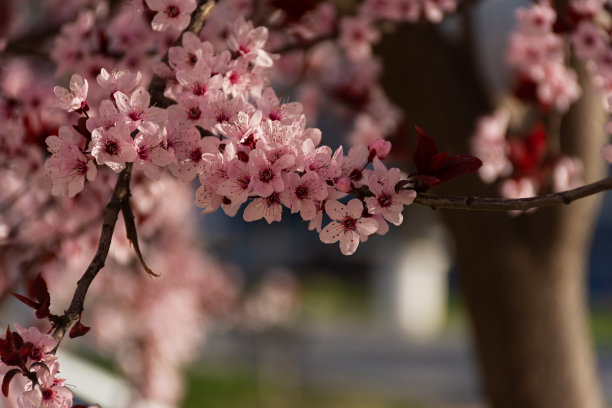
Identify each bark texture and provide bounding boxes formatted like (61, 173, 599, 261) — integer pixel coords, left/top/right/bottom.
(377, 22, 605, 408)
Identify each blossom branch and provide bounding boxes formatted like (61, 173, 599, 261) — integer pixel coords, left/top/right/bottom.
(51, 164, 132, 343)
(413, 176, 612, 211)
(51, 0, 217, 344)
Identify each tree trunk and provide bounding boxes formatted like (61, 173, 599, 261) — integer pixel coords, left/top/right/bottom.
(377, 21, 605, 408)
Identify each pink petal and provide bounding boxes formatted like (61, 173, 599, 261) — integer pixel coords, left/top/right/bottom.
(346, 198, 364, 219)
(324, 200, 346, 221)
(320, 221, 343, 243)
(339, 230, 359, 255)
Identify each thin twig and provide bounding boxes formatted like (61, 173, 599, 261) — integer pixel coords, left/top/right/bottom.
(413, 177, 612, 211)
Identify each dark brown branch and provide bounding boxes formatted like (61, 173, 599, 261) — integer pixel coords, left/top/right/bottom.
(52, 164, 132, 343)
(414, 177, 612, 211)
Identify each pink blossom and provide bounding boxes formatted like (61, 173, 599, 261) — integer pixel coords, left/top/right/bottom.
(169, 127, 212, 182)
(217, 158, 253, 205)
(176, 60, 223, 99)
(364, 158, 416, 225)
(96, 68, 141, 97)
(18, 366, 73, 408)
(227, 17, 273, 68)
(134, 130, 171, 180)
(515, 2, 556, 36)
(216, 110, 262, 145)
(501, 177, 537, 199)
(553, 156, 583, 192)
(195, 184, 223, 214)
(280, 172, 328, 221)
(339, 17, 380, 60)
(13, 324, 57, 365)
(44, 126, 97, 197)
(202, 90, 243, 130)
(146, 0, 197, 32)
(222, 58, 258, 98)
(243, 193, 283, 223)
(114, 86, 168, 132)
(248, 149, 294, 197)
(537, 64, 581, 112)
(337, 144, 369, 189)
(168, 96, 207, 129)
(572, 22, 606, 60)
(320, 199, 378, 255)
(368, 138, 392, 160)
(302, 141, 341, 180)
(471, 109, 512, 183)
(169, 32, 216, 72)
(86, 99, 118, 132)
(91, 124, 138, 172)
(257, 88, 303, 125)
(53, 73, 88, 112)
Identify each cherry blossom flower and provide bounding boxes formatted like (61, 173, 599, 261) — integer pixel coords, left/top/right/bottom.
(53, 74, 88, 112)
(91, 124, 138, 172)
(17, 365, 73, 408)
(243, 193, 283, 223)
(13, 324, 57, 365)
(114, 86, 168, 132)
(217, 158, 253, 205)
(145, 0, 197, 32)
(257, 88, 303, 125)
(134, 130, 172, 180)
(320, 199, 378, 255)
(365, 158, 416, 225)
(44, 126, 97, 197)
(86, 99, 118, 132)
(176, 60, 223, 99)
(471, 109, 512, 183)
(553, 156, 583, 192)
(368, 137, 392, 160)
(227, 16, 274, 68)
(169, 32, 216, 72)
(339, 17, 380, 60)
(280, 171, 328, 220)
(572, 22, 606, 60)
(96, 68, 141, 97)
(248, 149, 294, 197)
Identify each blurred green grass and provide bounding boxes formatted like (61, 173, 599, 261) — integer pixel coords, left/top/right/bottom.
(182, 365, 420, 408)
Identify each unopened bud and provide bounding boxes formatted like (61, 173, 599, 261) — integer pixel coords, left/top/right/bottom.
(368, 138, 391, 160)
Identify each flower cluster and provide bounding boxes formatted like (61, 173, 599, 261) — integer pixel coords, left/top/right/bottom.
(0, 325, 73, 408)
(507, 1, 581, 112)
(47, 17, 419, 256)
(471, 110, 583, 200)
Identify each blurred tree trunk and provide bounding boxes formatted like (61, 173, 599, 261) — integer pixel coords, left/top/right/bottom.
(377, 21, 605, 408)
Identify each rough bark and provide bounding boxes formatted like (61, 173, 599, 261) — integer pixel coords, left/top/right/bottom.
(377, 21, 605, 408)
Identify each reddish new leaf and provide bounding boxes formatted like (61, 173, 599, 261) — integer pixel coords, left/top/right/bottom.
(11, 274, 52, 319)
(411, 127, 482, 191)
(2, 368, 21, 397)
(69, 319, 90, 339)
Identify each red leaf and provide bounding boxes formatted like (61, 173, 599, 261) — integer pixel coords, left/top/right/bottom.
(2, 352, 22, 367)
(410, 127, 482, 191)
(11, 293, 40, 310)
(2, 368, 21, 397)
(33, 274, 51, 308)
(413, 126, 439, 174)
(69, 320, 90, 339)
